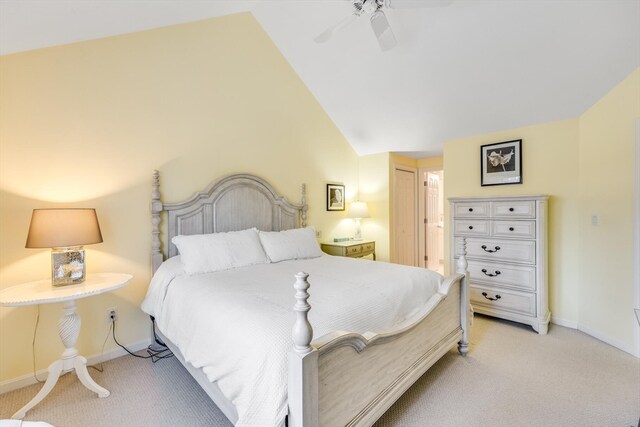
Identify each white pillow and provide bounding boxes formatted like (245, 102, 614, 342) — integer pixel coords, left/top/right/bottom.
(258, 227, 323, 263)
(172, 228, 269, 275)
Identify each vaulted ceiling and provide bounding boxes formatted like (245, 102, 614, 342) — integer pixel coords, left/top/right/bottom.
(2, 1, 639, 157)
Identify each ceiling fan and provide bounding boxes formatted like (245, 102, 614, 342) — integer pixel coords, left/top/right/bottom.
(314, 0, 453, 51)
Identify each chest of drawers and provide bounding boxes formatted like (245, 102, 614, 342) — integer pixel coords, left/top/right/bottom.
(450, 195, 550, 334)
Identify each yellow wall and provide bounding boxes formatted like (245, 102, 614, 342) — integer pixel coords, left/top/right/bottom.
(0, 13, 359, 383)
(444, 68, 639, 353)
(417, 156, 443, 170)
(358, 153, 391, 261)
(577, 68, 640, 349)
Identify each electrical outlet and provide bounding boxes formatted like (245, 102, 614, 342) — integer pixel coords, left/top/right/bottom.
(106, 307, 118, 323)
(315, 230, 322, 238)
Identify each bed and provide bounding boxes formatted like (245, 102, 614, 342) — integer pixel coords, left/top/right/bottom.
(142, 171, 470, 427)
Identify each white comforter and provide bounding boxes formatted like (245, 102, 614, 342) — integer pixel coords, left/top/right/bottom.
(141, 255, 443, 427)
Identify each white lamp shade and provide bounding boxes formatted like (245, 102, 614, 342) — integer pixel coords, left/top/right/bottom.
(26, 208, 103, 248)
(348, 201, 370, 219)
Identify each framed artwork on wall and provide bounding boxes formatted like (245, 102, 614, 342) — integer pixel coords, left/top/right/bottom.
(326, 184, 345, 211)
(481, 139, 523, 186)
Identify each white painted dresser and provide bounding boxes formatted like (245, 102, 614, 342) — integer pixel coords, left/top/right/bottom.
(449, 195, 550, 334)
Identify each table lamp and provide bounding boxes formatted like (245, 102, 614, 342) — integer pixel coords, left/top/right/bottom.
(25, 208, 103, 286)
(348, 201, 370, 241)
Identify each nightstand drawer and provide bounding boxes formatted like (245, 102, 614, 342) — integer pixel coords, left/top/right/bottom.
(321, 241, 376, 260)
(491, 220, 536, 239)
(454, 219, 490, 236)
(347, 245, 362, 255)
(470, 285, 536, 317)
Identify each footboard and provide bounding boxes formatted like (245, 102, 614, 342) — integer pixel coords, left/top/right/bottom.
(289, 254, 470, 427)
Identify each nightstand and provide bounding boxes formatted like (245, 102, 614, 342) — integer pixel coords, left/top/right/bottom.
(321, 240, 376, 260)
(0, 272, 133, 419)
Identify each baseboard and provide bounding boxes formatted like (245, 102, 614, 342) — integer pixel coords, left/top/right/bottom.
(576, 323, 637, 357)
(550, 316, 578, 329)
(0, 337, 152, 395)
(550, 317, 638, 358)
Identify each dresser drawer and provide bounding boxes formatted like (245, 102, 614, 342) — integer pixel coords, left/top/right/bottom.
(491, 220, 536, 239)
(454, 202, 490, 218)
(491, 200, 535, 218)
(455, 237, 536, 264)
(470, 285, 536, 316)
(453, 219, 490, 236)
(463, 259, 536, 291)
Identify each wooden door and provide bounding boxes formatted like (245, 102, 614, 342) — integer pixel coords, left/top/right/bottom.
(393, 167, 417, 266)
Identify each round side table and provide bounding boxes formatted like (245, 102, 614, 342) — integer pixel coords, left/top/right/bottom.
(0, 273, 133, 419)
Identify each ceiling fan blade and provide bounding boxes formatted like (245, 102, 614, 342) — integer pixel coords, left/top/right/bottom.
(314, 13, 360, 43)
(370, 10, 397, 51)
(386, 0, 454, 8)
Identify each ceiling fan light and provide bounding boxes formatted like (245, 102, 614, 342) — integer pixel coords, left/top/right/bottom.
(362, 0, 382, 14)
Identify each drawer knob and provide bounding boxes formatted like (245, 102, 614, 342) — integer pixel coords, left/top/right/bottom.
(509, 207, 514, 212)
(482, 292, 502, 301)
(468, 226, 473, 230)
(509, 227, 514, 231)
(481, 269, 501, 277)
(481, 245, 501, 253)
(468, 208, 473, 212)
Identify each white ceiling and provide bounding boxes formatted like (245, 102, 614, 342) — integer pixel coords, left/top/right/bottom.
(2, 1, 639, 157)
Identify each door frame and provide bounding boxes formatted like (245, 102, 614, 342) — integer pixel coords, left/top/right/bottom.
(633, 118, 640, 357)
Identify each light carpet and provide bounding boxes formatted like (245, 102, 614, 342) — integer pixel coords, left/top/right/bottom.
(1, 315, 638, 427)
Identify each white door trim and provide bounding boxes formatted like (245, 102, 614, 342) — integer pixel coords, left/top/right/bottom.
(418, 168, 428, 268)
(418, 167, 444, 271)
(633, 117, 640, 358)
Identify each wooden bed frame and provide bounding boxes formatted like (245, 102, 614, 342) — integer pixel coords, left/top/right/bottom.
(150, 170, 470, 427)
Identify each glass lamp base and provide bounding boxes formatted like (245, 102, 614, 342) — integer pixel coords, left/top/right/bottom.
(51, 246, 86, 286)
(353, 219, 363, 241)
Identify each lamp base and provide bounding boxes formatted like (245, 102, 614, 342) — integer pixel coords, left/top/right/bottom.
(353, 219, 363, 241)
(51, 247, 86, 286)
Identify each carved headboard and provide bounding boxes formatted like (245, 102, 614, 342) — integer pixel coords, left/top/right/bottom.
(151, 171, 307, 273)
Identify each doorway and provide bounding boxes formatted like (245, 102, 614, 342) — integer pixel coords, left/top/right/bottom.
(419, 168, 444, 274)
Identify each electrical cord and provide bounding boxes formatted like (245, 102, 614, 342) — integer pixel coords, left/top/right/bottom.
(31, 305, 44, 384)
(111, 315, 173, 363)
(88, 321, 113, 373)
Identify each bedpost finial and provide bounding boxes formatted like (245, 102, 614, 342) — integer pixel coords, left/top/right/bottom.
(292, 272, 313, 354)
(152, 170, 161, 203)
(301, 183, 307, 228)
